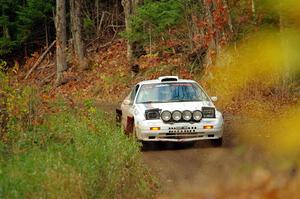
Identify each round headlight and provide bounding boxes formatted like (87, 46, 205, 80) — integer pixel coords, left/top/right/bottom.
(193, 110, 202, 121)
(172, 111, 182, 121)
(182, 110, 192, 121)
(161, 111, 172, 122)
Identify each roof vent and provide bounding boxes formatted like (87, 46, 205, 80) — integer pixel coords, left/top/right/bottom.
(158, 76, 179, 82)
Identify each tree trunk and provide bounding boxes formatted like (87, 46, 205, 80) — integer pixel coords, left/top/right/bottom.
(70, 0, 88, 70)
(202, 0, 216, 66)
(122, 0, 141, 65)
(251, 0, 256, 19)
(56, 0, 68, 86)
(222, 0, 233, 33)
(96, 0, 99, 37)
(122, 0, 134, 65)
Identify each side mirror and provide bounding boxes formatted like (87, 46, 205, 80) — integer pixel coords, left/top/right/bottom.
(211, 96, 218, 102)
(123, 99, 131, 105)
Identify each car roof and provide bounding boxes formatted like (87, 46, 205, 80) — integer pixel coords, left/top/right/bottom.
(138, 79, 196, 85)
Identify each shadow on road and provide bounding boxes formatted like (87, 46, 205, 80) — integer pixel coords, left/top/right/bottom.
(141, 140, 231, 152)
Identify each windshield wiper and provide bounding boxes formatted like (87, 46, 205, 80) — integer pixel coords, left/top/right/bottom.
(140, 99, 202, 104)
(171, 99, 202, 102)
(140, 100, 164, 104)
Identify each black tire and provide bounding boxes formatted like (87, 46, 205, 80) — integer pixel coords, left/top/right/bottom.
(140, 141, 150, 151)
(115, 109, 122, 127)
(211, 138, 223, 147)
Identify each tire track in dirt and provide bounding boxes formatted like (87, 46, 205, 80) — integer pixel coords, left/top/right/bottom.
(141, 116, 245, 197)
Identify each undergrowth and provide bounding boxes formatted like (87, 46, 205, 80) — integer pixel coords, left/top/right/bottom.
(0, 99, 157, 198)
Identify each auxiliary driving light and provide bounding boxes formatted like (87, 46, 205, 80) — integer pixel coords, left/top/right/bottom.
(150, 127, 160, 131)
(161, 111, 172, 122)
(172, 111, 182, 121)
(193, 110, 203, 121)
(182, 110, 192, 121)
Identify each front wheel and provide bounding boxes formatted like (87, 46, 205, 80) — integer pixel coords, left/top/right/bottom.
(211, 138, 223, 147)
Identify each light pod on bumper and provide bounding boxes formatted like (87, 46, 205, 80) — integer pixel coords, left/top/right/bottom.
(161, 111, 172, 122)
(172, 111, 182, 121)
(193, 110, 202, 121)
(182, 110, 192, 121)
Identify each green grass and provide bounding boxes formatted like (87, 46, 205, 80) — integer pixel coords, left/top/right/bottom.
(0, 103, 157, 199)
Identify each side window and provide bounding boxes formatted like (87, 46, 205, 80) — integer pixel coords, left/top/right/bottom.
(129, 84, 140, 104)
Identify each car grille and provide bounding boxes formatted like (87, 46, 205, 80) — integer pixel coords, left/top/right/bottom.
(157, 126, 205, 139)
(168, 126, 198, 133)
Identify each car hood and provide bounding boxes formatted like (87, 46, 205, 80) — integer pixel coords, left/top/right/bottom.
(134, 101, 215, 113)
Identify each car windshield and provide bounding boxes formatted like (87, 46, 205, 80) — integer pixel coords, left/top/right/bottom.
(136, 82, 209, 104)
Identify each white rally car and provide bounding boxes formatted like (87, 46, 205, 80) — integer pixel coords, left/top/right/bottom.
(116, 76, 224, 146)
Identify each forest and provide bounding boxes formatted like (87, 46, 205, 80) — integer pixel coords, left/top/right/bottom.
(0, 0, 300, 198)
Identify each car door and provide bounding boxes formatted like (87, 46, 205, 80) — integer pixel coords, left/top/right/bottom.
(121, 84, 140, 131)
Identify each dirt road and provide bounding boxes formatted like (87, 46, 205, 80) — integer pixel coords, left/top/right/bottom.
(142, 142, 234, 195)
(141, 117, 262, 198)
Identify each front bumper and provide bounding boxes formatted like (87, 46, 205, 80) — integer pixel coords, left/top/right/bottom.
(135, 118, 223, 142)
